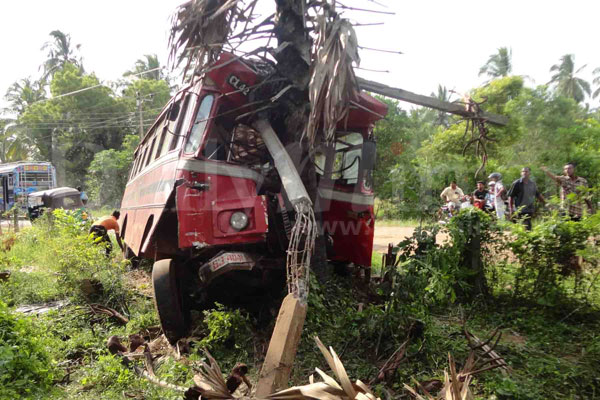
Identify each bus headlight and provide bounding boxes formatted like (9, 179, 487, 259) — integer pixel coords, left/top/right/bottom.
(230, 211, 249, 231)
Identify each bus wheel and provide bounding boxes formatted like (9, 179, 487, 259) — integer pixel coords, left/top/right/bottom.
(152, 259, 188, 344)
(123, 245, 140, 269)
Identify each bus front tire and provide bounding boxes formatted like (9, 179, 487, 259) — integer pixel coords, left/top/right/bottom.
(152, 259, 188, 344)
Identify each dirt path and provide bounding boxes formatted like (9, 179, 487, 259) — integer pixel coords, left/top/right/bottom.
(372, 226, 417, 253)
(373, 224, 449, 253)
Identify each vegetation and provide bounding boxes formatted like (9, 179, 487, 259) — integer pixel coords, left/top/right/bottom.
(1, 19, 600, 400)
(0, 203, 597, 398)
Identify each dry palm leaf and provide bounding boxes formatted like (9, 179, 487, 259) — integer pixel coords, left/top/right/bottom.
(305, 13, 360, 145)
(169, 0, 259, 79)
(192, 351, 232, 398)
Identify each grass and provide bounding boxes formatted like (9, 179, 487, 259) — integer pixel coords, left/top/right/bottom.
(0, 209, 599, 399)
(374, 218, 422, 227)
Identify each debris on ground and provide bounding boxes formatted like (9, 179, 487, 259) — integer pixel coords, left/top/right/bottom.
(16, 299, 70, 315)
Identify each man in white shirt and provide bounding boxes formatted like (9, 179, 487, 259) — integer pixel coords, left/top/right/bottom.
(440, 181, 465, 209)
(488, 173, 506, 220)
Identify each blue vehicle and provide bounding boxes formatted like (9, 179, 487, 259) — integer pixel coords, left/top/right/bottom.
(0, 162, 57, 211)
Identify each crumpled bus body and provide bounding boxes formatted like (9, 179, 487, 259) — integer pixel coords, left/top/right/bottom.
(119, 52, 387, 299)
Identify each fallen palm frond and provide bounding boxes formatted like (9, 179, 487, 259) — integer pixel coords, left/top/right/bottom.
(404, 354, 474, 400)
(305, 12, 360, 145)
(168, 0, 259, 79)
(266, 336, 379, 400)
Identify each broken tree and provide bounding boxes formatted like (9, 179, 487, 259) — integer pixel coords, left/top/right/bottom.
(163, 0, 509, 393)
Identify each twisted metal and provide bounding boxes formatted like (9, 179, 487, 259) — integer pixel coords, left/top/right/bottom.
(286, 199, 317, 303)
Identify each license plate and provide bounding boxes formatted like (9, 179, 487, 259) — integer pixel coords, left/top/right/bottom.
(207, 252, 253, 272)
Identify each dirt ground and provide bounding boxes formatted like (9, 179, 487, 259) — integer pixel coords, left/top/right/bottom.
(373, 225, 449, 253)
(372, 226, 417, 253)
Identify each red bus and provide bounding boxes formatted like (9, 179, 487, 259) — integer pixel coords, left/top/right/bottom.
(119, 53, 387, 342)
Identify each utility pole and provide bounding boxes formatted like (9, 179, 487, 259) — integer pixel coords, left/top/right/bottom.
(136, 91, 144, 137)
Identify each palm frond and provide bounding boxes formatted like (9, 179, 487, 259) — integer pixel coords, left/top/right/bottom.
(305, 14, 360, 145)
(168, 0, 258, 80)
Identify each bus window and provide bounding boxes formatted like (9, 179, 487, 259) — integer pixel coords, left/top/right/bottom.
(185, 94, 214, 154)
(138, 146, 149, 173)
(132, 153, 142, 177)
(169, 94, 191, 152)
(332, 132, 363, 185)
(145, 137, 157, 168)
(154, 118, 169, 160)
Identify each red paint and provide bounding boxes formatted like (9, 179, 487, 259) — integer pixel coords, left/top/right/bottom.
(120, 51, 387, 271)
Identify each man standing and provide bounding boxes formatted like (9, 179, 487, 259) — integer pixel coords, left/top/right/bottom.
(77, 186, 89, 206)
(508, 167, 545, 230)
(487, 173, 506, 220)
(440, 181, 464, 210)
(541, 163, 593, 221)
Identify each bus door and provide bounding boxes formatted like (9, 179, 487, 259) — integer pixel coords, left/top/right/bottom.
(316, 132, 376, 267)
(0, 176, 7, 212)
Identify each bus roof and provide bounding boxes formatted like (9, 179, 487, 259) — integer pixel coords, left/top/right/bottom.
(0, 161, 53, 175)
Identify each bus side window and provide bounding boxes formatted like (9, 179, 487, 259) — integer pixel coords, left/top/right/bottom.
(169, 94, 191, 152)
(133, 152, 142, 177)
(138, 146, 148, 174)
(185, 94, 214, 154)
(154, 118, 169, 160)
(145, 136, 157, 168)
(131, 153, 139, 178)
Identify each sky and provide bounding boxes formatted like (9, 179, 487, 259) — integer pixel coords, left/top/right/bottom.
(1, 0, 600, 111)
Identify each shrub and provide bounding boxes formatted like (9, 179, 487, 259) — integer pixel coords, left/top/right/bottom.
(387, 208, 499, 306)
(0, 301, 54, 399)
(507, 211, 600, 303)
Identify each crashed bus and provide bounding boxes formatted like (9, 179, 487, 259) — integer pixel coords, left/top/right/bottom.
(119, 53, 387, 342)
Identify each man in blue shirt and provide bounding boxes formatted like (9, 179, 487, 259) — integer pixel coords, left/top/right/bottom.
(507, 167, 545, 230)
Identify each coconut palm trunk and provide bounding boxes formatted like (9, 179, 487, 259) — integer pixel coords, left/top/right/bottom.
(271, 0, 327, 274)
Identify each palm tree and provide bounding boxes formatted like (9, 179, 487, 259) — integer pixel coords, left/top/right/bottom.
(592, 67, 600, 99)
(4, 78, 46, 115)
(548, 54, 590, 103)
(0, 119, 29, 162)
(479, 47, 512, 78)
(431, 84, 450, 127)
(124, 54, 164, 80)
(41, 30, 82, 78)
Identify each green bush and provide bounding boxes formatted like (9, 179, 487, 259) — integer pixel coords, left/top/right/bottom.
(0, 301, 54, 399)
(507, 211, 600, 303)
(198, 304, 253, 354)
(4, 209, 131, 310)
(386, 208, 499, 306)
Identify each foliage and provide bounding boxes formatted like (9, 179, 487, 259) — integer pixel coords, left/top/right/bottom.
(87, 134, 140, 207)
(41, 30, 83, 79)
(124, 54, 168, 82)
(505, 211, 600, 303)
(0, 301, 54, 399)
(198, 304, 253, 356)
(386, 208, 499, 307)
(1, 209, 130, 309)
(479, 47, 513, 79)
(549, 54, 591, 103)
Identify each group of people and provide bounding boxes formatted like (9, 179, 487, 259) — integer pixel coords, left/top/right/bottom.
(440, 163, 593, 230)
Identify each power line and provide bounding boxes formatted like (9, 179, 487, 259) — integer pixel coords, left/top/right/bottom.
(29, 67, 165, 106)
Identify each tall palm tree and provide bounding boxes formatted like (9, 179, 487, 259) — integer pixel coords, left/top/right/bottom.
(0, 119, 29, 162)
(41, 30, 82, 79)
(124, 54, 164, 80)
(548, 54, 590, 103)
(592, 67, 600, 99)
(479, 47, 512, 78)
(4, 78, 46, 115)
(431, 84, 450, 127)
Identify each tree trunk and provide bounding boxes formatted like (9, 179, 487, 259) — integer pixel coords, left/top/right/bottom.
(272, 0, 327, 275)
